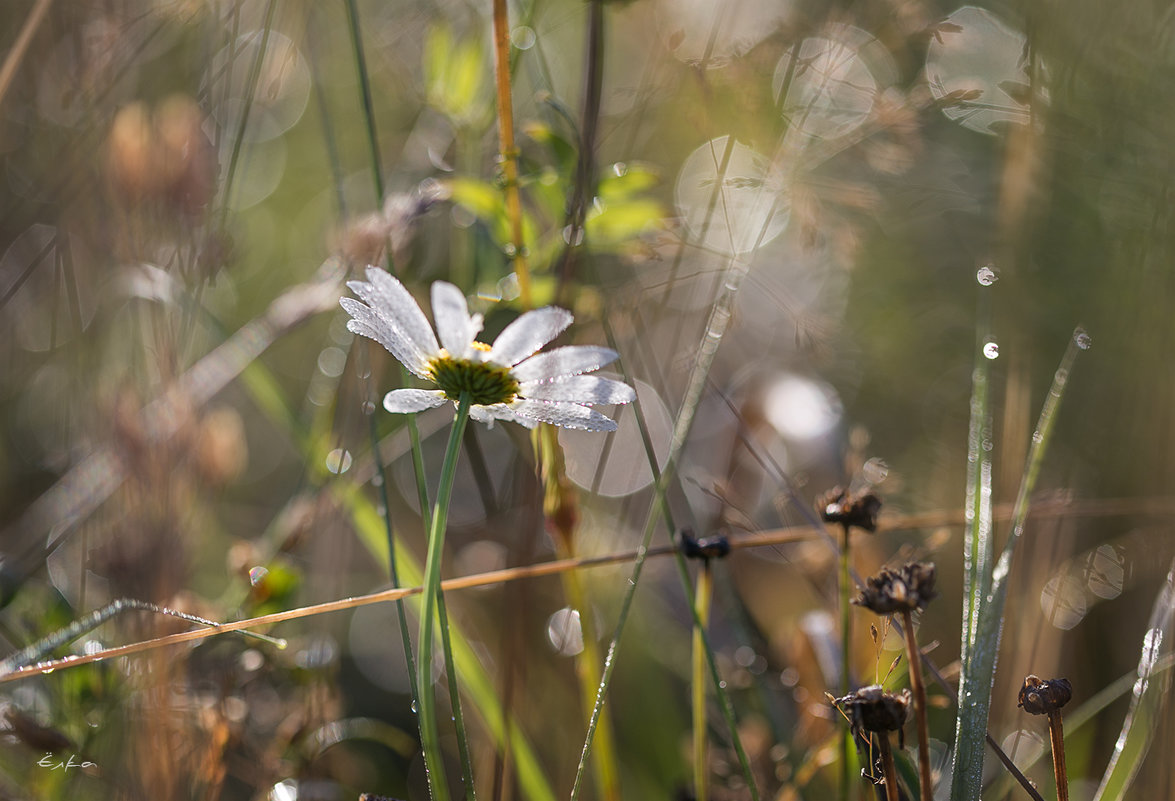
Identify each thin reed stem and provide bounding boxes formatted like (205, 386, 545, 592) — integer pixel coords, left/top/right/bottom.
(692, 561, 714, 801)
(1048, 710, 1069, 801)
(840, 525, 853, 801)
(417, 392, 473, 801)
(437, 590, 478, 801)
(490, 0, 532, 305)
(902, 609, 934, 801)
(877, 734, 900, 801)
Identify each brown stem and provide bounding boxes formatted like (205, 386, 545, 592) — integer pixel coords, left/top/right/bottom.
(902, 609, 934, 801)
(1047, 709, 1069, 801)
(490, 0, 532, 307)
(877, 733, 901, 801)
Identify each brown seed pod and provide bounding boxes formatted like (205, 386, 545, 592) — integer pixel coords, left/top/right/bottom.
(818, 486, 882, 532)
(1018, 675, 1072, 715)
(834, 685, 911, 736)
(854, 562, 938, 615)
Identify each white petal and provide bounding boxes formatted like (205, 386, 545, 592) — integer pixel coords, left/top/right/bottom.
(511, 346, 619, 382)
(519, 376, 635, 406)
(341, 298, 432, 378)
(510, 400, 619, 432)
(489, 307, 573, 367)
(431, 281, 482, 358)
(383, 389, 447, 414)
(470, 403, 536, 429)
(348, 267, 439, 357)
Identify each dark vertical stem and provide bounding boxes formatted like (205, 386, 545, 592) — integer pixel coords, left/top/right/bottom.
(876, 734, 900, 801)
(840, 524, 853, 801)
(1047, 710, 1068, 801)
(901, 610, 933, 801)
(554, 0, 604, 295)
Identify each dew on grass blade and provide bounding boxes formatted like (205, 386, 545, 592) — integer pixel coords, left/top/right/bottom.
(1074, 327, 1093, 350)
(983, 340, 1000, 360)
(976, 265, 998, 285)
(249, 566, 269, 586)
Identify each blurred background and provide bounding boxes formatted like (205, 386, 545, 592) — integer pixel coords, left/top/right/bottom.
(1, 0, 1174, 799)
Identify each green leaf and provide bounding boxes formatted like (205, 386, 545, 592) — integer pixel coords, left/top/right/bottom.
(584, 198, 664, 246)
(1093, 559, 1175, 801)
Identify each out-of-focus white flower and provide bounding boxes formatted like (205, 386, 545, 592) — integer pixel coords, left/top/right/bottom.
(341, 268, 635, 431)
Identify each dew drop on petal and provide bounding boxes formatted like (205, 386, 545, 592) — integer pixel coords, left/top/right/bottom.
(983, 340, 1000, 360)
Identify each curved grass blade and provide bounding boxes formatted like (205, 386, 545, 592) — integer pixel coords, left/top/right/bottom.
(950, 329, 1087, 801)
(1093, 557, 1175, 801)
(0, 599, 284, 676)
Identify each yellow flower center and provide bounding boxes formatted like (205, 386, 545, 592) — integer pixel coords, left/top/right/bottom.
(428, 352, 519, 406)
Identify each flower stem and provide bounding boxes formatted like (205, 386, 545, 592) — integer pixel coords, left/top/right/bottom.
(877, 733, 901, 801)
(418, 392, 473, 801)
(902, 609, 934, 801)
(692, 560, 714, 801)
(840, 524, 852, 801)
(1047, 710, 1068, 801)
(490, 0, 532, 306)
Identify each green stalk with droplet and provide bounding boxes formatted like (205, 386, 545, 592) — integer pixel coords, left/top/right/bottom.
(417, 392, 473, 801)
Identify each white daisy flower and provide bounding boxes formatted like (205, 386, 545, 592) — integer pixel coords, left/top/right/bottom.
(340, 267, 635, 431)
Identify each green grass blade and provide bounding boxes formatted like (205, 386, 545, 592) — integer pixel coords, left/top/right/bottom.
(950, 329, 1087, 801)
(237, 354, 554, 801)
(1093, 558, 1175, 801)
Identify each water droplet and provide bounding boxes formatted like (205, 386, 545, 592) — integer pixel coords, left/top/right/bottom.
(982, 340, 1000, 360)
(325, 448, 353, 474)
(1031, 430, 1044, 444)
(546, 607, 585, 656)
(562, 225, 585, 246)
(1073, 328, 1092, 350)
(370, 474, 384, 487)
(411, 700, 418, 713)
(862, 457, 889, 484)
(503, 242, 517, 257)
(612, 162, 628, 177)
(976, 265, 998, 286)
(362, 400, 376, 415)
(249, 566, 269, 586)
(718, 680, 728, 689)
(510, 25, 536, 50)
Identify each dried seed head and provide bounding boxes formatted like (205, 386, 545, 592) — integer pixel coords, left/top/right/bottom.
(834, 685, 911, 735)
(1018, 675, 1072, 715)
(854, 562, 938, 615)
(677, 529, 732, 561)
(819, 486, 882, 532)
